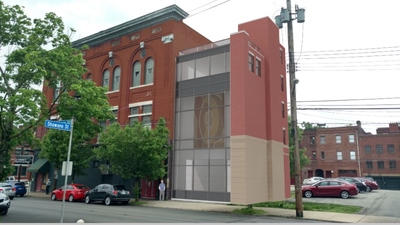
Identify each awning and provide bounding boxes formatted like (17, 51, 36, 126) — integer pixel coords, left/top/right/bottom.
(27, 159, 49, 173)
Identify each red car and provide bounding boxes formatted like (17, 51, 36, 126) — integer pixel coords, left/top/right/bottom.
(302, 179, 358, 199)
(51, 184, 90, 202)
(356, 177, 379, 192)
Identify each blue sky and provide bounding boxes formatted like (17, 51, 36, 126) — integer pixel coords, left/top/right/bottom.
(3, 0, 400, 134)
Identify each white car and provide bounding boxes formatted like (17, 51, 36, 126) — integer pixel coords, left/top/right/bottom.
(0, 183, 16, 200)
(302, 177, 324, 185)
(0, 192, 11, 215)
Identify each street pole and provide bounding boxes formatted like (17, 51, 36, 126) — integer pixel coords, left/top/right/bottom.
(287, 0, 303, 218)
(60, 118, 73, 223)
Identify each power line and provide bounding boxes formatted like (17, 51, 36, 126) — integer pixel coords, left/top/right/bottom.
(187, 0, 231, 18)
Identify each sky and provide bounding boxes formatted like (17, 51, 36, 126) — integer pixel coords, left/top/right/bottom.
(3, 0, 400, 134)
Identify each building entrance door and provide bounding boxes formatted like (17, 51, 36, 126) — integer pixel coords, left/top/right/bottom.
(35, 173, 43, 192)
(141, 178, 157, 199)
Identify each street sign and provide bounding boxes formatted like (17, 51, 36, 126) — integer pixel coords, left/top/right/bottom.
(44, 120, 71, 132)
(61, 161, 73, 176)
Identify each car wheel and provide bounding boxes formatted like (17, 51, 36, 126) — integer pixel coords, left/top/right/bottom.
(366, 186, 372, 192)
(1, 209, 7, 216)
(304, 190, 313, 198)
(85, 195, 91, 204)
(9, 197, 14, 200)
(341, 191, 350, 199)
(20, 194, 24, 197)
(356, 187, 360, 193)
(68, 194, 74, 202)
(51, 193, 57, 201)
(104, 196, 112, 206)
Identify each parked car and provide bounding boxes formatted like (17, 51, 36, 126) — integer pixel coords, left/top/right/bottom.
(356, 177, 379, 192)
(11, 182, 27, 197)
(0, 193, 11, 215)
(302, 179, 358, 199)
(84, 184, 130, 206)
(337, 177, 367, 193)
(51, 184, 91, 202)
(302, 177, 324, 185)
(0, 183, 16, 200)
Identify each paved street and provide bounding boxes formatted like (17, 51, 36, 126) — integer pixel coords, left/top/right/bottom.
(0, 197, 323, 223)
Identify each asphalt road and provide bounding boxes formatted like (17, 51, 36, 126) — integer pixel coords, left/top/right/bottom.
(301, 189, 400, 217)
(0, 197, 324, 223)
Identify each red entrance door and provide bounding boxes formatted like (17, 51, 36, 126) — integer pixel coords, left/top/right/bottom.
(141, 178, 157, 199)
(35, 173, 43, 192)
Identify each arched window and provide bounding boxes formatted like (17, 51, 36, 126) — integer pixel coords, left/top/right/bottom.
(144, 57, 154, 84)
(132, 61, 141, 87)
(102, 69, 110, 90)
(86, 73, 92, 81)
(112, 66, 120, 91)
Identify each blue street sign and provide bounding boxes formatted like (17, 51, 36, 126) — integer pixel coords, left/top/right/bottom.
(44, 120, 71, 132)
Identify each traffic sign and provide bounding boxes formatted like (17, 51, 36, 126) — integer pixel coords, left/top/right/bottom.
(44, 120, 71, 132)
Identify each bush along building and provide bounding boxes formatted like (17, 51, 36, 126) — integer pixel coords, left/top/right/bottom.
(31, 4, 291, 204)
(301, 121, 400, 190)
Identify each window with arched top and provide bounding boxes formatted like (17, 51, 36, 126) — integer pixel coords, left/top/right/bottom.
(102, 69, 110, 90)
(132, 61, 141, 87)
(86, 73, 92, 81)
(112, 66, 120, 91)
(144, 57, 154, 84)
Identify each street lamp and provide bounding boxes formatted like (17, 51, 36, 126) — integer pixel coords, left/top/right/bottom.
(275, 0, 305, 218)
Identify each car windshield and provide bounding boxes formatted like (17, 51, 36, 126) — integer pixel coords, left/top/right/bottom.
(0, 183, 12, 187)
(76, 185, 89, 189)
(113, 185, 126, 190)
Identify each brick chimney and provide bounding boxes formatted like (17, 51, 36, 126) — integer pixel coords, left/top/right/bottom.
(389, 122, 399, 132)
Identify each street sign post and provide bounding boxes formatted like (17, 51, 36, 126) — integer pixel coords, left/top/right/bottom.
(44, 118, 73, 223)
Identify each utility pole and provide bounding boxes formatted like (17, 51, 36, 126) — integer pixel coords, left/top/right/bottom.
(275, 0, 305, 218)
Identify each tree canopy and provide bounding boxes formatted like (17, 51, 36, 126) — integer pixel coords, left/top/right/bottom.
(94, 118, 170, 201)
(289, 117, 310, 178)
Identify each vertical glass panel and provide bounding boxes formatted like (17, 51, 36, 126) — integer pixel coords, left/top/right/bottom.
(210, 149, 225, 165)
(180, 111, 194, 139)
(210, 53, 225, 75)
(132, 61, 141, 87)
(143, 104, 152, 113)
(181, 96, 194, 111)
(142, 115, 151, 127)
(194, 149, 209, 165)
(145, 58, 154, 84)
(178, 150, 193, 165)
(175, 112, 180, 139)
(226, 53, 230, 72)
(186, 164, 193, 190)
(112, 66, 120, 91)
(195, 56, 209, 78)
(130, 107, 139, 115)
(180, 140, 194, 149)
(209, 138, 224, 148)
(193, 166, 208, 191)
(175, 165, 192, 190)
(225, 106, 230, 136)
(176, 62, 182, 81)
(175, 98, 181, 112)
(102, 69, 110, 89)
(182, 60, 195, 81)
(210, 166, 226, 192)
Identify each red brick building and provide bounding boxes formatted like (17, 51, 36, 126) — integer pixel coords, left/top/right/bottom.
(301, 121, 400, 190)
(30, 5, 291, 203)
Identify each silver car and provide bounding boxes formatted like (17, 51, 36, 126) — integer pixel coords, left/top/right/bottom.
(0, 183, 16, 200)
(0, 192, 11, 215)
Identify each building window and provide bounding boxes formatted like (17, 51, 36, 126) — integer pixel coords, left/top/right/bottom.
(310, 136, 315, 145)
(132, 61, 141, 87)
(53, 81, 62, 102)
(335, 135, 341, 143)
(280, 75, 284, 91)
(312, 151, 316, 159)
(321, 151, 325, 159)
(377, 161, 384, 169)
(93, 161, 99, 168)
(366, 161, 373, 169)
(145, 57, 154, 84)
(320, 136, 326, 144)
(387, 144, 395, 153)
(281, 102, 285, 118)
(349, 134, 355, 143)
(248, 53, 254, 72)
(376, 144, 383, 153)
(86, 73, 92, 81)
(282, 128, 286, 145)
(389, 160, 396, 169)
(102, 69, 110, 90)
(129, 117, 139, 125)
(337, 151, 342, 160)
(280, 48, 283, 64)
(365, 145, 371, 154)
(112, 66, 121, 91)
(142, 115, 151, 128)
(255, 58, 261, 76)
(350, 151, 356, 160)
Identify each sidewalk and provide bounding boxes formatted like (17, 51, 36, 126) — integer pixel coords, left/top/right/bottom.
(25, 191, 400, 223)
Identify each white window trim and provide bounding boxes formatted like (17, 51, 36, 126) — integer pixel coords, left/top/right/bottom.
(129, 100, 153, 108)
(129, 83, 153, 90)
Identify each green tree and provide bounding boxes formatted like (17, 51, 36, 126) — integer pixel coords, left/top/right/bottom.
(0, 1, 93, 180)
(94, 117, 170, 202)
(289, 117, 310, 178)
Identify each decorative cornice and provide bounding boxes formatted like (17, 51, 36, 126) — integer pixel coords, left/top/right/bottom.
(72, 4, 188, 48)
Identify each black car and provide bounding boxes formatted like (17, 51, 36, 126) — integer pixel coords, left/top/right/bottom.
(84, 184, 130, 206)
(338, 177, 367, 193)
